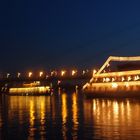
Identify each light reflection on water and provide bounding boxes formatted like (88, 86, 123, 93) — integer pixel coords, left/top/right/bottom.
(84, 98, 140, 139)
(1, 93, 140, 139)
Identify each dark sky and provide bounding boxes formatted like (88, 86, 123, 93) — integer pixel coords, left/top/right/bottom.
(1, 0, 140, 72)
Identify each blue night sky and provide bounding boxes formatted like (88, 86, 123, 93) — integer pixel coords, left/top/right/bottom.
(1, 0, 140, 72)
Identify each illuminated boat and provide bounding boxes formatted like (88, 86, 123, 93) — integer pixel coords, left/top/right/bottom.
(8, 81, 53, 96)
(83, 56, 140, 98)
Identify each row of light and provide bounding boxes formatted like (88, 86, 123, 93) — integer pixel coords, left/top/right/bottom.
(102, 75, 140, 83)
(28, 70, 77, 78)
(61, 70, 77, 76)
(5, 70, 91, 78)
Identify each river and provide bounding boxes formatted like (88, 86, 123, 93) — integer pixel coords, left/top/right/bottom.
(1, 91, 140, 139)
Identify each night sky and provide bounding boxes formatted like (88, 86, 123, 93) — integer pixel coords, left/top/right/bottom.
(1, 0, 140, 72)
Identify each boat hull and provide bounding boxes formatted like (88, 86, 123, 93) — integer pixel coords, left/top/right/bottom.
(83, 81, 140, 98)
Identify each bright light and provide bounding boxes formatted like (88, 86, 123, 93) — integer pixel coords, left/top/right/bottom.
(61, 70, 66, 76)
(112, 78, 115, 82)
(127, 76, 131, 81)
(17, 72, 21, 78)
(134, 75, 139, 81)
(51, 71, 54, 76)
(93, 69, 97, 74)
(82, 70, 86, 75)
(72, 70, 77, 76)
(112, 83, 118, 88)
(57, 80, 61, 85)
(103, 78, 106, 82)
(46, 75, 49, 79)
(107, 63, 110, 67)
(28, 72, 32, 78)
(103, 78, 110, 82)
(7, 73, 10, 78)
(51, 71, 57, 76)
(121, 77, 125, 81)
(39, 71, 43, 77)
(105, 78, 110, 82)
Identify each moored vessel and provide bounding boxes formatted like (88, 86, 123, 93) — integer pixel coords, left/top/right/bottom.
(83, 56, 140, 98)
(8, 81, 53, 96)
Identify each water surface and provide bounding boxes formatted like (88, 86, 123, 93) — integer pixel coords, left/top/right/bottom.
(1, 92, 140, 139)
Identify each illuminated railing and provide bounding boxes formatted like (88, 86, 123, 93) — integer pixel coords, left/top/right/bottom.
(97, 56, 140, 75)
(94, 70, 140, 78)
